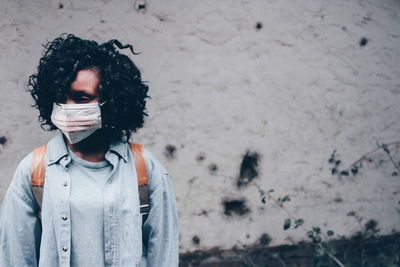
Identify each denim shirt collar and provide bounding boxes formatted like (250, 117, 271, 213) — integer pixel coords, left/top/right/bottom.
(46, 132, 129, 166)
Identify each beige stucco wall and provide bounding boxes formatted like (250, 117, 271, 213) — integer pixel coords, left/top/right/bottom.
(0, 0, 399, 253)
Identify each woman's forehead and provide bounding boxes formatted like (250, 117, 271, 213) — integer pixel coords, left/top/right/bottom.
(69, 68, 101, 96)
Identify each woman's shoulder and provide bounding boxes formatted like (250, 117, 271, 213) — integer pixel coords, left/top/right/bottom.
(4, 150, 37, 207)
(10, 151, 33, 188)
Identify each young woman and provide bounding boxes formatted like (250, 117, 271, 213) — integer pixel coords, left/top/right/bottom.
(0, 33, 179, 267)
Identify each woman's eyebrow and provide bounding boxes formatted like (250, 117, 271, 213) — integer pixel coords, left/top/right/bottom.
(68, 91, 96, 98)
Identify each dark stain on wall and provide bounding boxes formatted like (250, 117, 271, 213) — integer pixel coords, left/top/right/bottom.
(208, 163, 218, 175)
(164, 144, 176, 160)
(192, 235, 200, 246)
(365, 219, 378, 232)
(188, 177, 198, 184)
(334, 196, 343, 203)
(59, 3, 64, 9)
(258, 233, 272, 246)
(197, 209, 208, 216)
(196, 152, 206, 162)
(237, 150, 260, 187)
(359, 37, 368, 47)
(135, 0, 147, 12)
(0, 136, 7, 146)
(255, 22, 263, 30)
(222, 198, 250, 216)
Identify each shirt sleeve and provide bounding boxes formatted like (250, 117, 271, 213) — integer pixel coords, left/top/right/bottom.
(0, 153, 42, 267)
(140, 149, 179, 267)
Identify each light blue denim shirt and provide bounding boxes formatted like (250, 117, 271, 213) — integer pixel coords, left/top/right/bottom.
(0, 133, 179, 267)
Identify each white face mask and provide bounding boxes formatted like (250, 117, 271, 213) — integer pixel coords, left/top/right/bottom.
(50, 102, 104, 144)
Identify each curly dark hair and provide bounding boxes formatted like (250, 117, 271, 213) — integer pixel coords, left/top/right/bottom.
(28, 33, 150, 140)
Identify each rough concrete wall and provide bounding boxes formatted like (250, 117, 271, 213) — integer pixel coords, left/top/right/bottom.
(0, 0, 399, 254)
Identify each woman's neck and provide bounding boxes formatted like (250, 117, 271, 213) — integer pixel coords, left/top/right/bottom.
(65, 130, 109, 162)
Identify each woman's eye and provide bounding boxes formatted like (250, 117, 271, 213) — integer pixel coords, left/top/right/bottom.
(76, 98, 91, 103)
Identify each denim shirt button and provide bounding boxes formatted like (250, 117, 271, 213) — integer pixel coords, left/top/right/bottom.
(62, 246, 68, 252)
(63, 181, 68, 187)
(62, 215, 68, 221)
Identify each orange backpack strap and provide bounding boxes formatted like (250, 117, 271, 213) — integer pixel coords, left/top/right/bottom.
(30, 144, 47, 220)
(129, 143, 150, 220)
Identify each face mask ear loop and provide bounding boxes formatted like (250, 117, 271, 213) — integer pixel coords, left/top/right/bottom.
(98, 100, 107, 119)
(99, 100, 108, 107)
